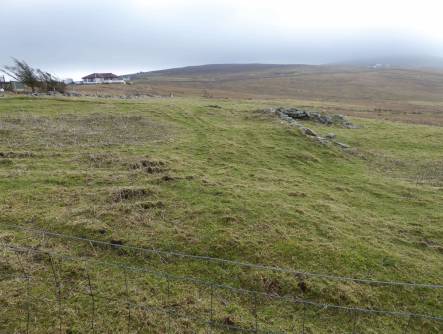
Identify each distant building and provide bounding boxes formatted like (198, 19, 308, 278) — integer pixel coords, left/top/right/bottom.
(11, 81, 25, 92)
(369, 64, 391, 69)
(0, 77, 25, 92)
(63, 78, 74, 85)
(81, 73, 126, 84)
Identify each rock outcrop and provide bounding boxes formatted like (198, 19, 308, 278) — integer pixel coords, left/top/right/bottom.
(265, 107, 356, 149)
(273, 107, 357, 128)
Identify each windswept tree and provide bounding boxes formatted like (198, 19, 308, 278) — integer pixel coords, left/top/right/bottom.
(1, 58, 39, 92)
(37, 69, 66, 93)
(1, 58, 66, 93)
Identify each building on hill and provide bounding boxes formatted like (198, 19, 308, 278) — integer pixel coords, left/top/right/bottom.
(81, 73, 126, 84)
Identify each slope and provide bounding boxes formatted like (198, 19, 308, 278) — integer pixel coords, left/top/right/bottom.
(0, 96, 442, 333)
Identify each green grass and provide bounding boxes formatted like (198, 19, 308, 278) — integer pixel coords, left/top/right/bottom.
(0, 96, 442, 333)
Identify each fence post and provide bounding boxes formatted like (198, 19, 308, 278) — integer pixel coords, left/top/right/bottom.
(25, 269, 31, 334)
(85, 262, 96, 334)
(14, 250, 31, 334)
(167, 276, 171, 333)
(351, 309, 357, 334)
(209, 284, 214, 333)
(253, 292, 258, 333)
(301, 302, 306, 334)
(403, 315, 413, 334)
(49, 255, 63, 334)
(124, 268, 131, 334)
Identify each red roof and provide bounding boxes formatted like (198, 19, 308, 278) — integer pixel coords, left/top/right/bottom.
(82, 73, 118, 80)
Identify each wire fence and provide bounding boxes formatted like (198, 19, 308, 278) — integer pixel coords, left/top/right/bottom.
(3, 222, 442, 289)
(1, 223, 442, 333)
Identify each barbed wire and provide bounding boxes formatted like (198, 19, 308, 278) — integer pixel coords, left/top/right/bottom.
(2, 222, 442, 289)
(3, 243, 443, 322)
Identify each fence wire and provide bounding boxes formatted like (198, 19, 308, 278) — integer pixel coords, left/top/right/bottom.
(2, 222, 442, 289)
(1, 222, 443, 333)
(1, 242, 442, 334)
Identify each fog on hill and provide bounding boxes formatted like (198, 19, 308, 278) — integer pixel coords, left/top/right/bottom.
(2, 0, 443, 79)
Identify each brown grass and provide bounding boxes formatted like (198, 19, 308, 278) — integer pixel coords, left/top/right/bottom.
(71, 65, 443, 126)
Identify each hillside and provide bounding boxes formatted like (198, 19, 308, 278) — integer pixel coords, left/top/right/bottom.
(0, 96, 442, 333)
(127, 64, 443, 103)
(130, 63, 306, 77)
(335, 55, 443, 69)
(81, 63, 443, 126)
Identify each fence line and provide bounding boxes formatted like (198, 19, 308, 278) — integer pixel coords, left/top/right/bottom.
(1, 245, 288, 334)
(2, 222, 442, 289)
(3, 243, 443, 323)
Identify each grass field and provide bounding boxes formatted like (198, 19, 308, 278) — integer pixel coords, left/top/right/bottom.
(0, 96, 442, 333)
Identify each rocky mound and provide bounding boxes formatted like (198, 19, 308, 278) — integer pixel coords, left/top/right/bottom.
(265, 107, 356, 149)
(273, 107, 357, 128)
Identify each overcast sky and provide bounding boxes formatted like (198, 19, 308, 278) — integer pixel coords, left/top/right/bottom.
(2, 0, 443, 79)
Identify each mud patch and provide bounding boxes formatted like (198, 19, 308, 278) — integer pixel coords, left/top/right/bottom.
(109, 239, 125, 249)
(0, 151, 34, 158)
(137, 201, 165, 210)
(160, 175, 178, 182)
(0, 159, 13, 166)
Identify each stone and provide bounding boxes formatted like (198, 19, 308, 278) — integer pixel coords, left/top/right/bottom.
(270, 107, 356, 128)
(263, 107, 352, 149)
(301, 127, 317, 136)
(290, 121, 303, 128)
(314, 136, 326, 143)
(334, 141, 350, 149)
(279, 113, 295, 123)
(285, 109, 310, 119)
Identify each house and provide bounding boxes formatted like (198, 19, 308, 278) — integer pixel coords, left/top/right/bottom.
(81, 73, 126, 84)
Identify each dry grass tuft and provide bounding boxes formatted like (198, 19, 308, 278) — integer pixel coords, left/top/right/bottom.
(0, 113, 171, 149)
(111, 187, 154, 202)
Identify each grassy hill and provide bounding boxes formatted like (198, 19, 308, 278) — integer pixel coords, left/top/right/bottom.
(128, 64, 443, 105)
(0, 96, 442, 333)
(131, 63, 305, 77)
(75, 63, 443, 126)
(333, 55, 443, 69)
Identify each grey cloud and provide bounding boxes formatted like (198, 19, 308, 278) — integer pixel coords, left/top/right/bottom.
(1, 1, 440, 79)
